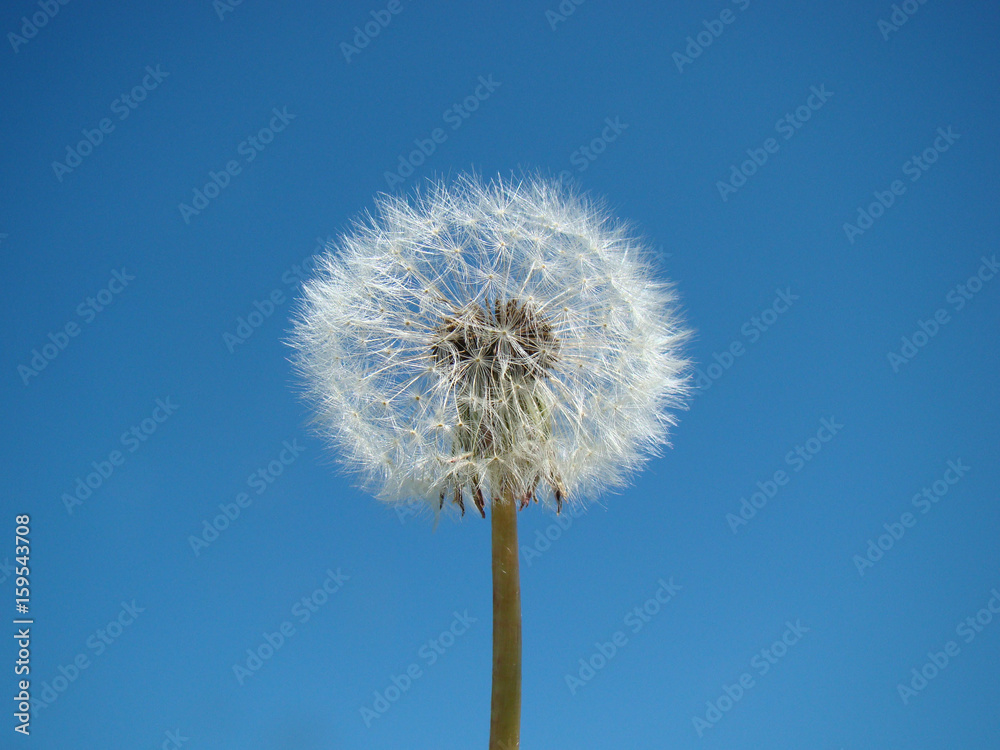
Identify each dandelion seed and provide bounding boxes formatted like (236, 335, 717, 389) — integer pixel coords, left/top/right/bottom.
(291, 174, 689, 514)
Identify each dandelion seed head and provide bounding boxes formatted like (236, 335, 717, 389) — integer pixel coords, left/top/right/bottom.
(290, 174, 690, 514)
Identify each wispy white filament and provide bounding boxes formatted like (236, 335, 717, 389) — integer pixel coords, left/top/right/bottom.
(290, 174, 690, 514)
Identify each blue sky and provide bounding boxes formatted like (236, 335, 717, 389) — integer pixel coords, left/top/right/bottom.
(2, 1, 998, 748)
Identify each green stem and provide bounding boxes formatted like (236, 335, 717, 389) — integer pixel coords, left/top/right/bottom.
(489, 490, 521, 750)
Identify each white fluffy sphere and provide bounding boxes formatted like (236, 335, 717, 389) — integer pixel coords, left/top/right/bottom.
(290, 175, 690, 515)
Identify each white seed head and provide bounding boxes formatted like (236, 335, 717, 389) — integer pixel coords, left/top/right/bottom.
(289, 174, 690, 515)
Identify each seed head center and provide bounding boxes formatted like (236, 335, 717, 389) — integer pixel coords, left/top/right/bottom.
(432, 298, 557, 385)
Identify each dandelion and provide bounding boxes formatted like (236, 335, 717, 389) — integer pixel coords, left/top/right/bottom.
(290, 174, 690, 748)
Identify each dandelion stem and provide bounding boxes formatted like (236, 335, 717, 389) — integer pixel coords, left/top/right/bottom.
(489, 489, 521, 750)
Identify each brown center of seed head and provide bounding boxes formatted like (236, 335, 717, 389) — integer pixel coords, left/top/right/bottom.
(429, 299, 565, 516)
(431, 298, 557, 384)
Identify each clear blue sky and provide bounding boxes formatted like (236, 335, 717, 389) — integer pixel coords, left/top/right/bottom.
(2, 1, 998, 747)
